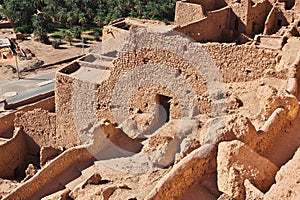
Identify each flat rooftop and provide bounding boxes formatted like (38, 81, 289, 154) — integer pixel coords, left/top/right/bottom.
(0, 38, 10, 48)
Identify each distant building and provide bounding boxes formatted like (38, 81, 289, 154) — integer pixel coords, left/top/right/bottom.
(174, 0, 300, 42)
(0, 38, 13, 59)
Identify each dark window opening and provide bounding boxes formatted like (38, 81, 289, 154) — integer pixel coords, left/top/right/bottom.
(277, 19, 282, 27)
(14, 166, 19, 178)
(235, 19, 239, 30)
(297, 21, 300, 27)
(137, 109, 143, 114)
(112, 21, 131, 30)
(252, 21, 257, 33)
(285, 0, 295, 10)
(13, 166, 24, 181)
(143, 57, 149, 64)
(156, 94, 172, 123)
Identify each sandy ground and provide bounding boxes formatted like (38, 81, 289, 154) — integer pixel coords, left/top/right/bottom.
(0, 29, 101, 82)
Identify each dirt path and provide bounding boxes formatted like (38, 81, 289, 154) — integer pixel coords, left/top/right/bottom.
(17, 40, 99, 65)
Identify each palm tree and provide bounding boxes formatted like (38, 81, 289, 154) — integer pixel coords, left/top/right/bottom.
(56, 7, 68, 23)
(61, 29, 73, 45)
(66, 8, 79, 28)
(32, 12, 49, 44)
(78, 12, 87, 27)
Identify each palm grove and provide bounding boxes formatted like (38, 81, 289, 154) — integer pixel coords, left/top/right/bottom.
(1, 0, 176, 44)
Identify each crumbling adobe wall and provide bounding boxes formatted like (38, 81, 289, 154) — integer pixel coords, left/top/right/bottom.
(144, 43, 300, 200)
(14, 109, 59, 148)
(102, 25, 128, 41)
(255, 53, 300, 155)
(96, 48, 210, 122)
(145, 89, 299, 199)
(103, 18, 165, 41)
(256, 35, 286, 50)
(0, 112, 15, 138)
(222, 0, 272, 37)
(264, 5, 290, 35)
(145, 144, 216, 200)
(55, 62, 109, 147)
(49, 27, 297, 198)
(96, 34, 289, 126)
(247, 0, 272, 37)
(174, 1, 205, 26)
(55, 71, 82, 148)
(0, 96, 54, 138)
(264, 148, 300, 199)
(202, 43, 287, 82)
(295, 0, 300, 12)
(57, 31, 289, 148)
(0, 128, 27, 179)
(185, 0, 223, 11)
(174, 7, 231, 42)
(5, 146, 94, 200)
(175, 0, 299, 40)
(224, 0, 249, 26)
(129, 85, 181, 122)
(217, 140, 279, 199)
(55, 30, 287, 146)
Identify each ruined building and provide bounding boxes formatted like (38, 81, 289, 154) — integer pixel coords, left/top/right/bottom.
(0, 1, 300, 200)
(174, 0, 300, 42)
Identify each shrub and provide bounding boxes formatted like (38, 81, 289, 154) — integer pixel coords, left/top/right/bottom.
(71, 26, 82, 39)
(15, 25, 33, 34)
(51, 40, 61, 49)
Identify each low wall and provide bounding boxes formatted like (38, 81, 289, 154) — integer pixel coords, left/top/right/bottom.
(255, 108, 288, 154)
(4, 89, 54, 110)
(186, 0, 222, 11)
(256, 35, 285, 50)
(41, 55, 84, 68)
(78, 61, 110, 70)
(4, 146, 94, 200)
(0, 96, 55, 137)
(146, 144, 216, 200)
(102, 25, 129, 41)
(0, 127, 27, 179)
(14, 109, 58, 148)
(202, 43, 284, 82)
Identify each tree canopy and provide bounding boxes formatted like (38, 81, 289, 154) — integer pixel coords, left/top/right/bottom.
(2, 0, 176, 39)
